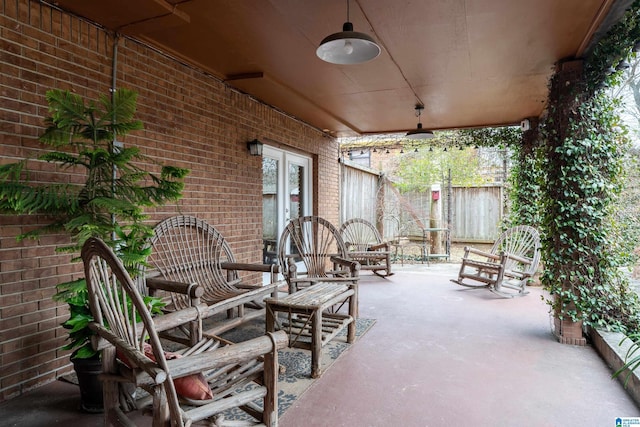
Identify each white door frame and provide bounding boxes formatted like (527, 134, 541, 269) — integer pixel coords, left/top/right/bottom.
(263, 145, 312, 243)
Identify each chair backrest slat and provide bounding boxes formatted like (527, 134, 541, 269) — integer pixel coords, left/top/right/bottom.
(149, 216, 241, 307)
(278, 216, 349, 279)
(491, 225, 541, 276)
(340, 218, 383, 251)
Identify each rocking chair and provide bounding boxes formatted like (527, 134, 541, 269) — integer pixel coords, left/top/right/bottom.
(451, 225, 541, 298)
(82, 237, 288, 427)
(340, 218, 393, 277)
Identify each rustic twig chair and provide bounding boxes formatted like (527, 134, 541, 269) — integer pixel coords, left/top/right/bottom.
(82, 237, 288, 427)
(277, 216, 359, 315)
(278, 216, 360, 291)
(340, 218, 393, 277)
(450, 225, 541, 298)
(147, 215, 280, 344)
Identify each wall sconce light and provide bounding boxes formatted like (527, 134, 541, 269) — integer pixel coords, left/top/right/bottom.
(247, 139, 263, 156)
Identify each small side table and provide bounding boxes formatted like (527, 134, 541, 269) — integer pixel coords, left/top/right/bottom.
(265, 282, 356, 378)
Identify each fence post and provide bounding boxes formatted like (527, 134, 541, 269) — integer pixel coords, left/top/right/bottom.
(430, 183, 442, 255)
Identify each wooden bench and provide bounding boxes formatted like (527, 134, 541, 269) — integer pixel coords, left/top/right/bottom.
(146, 215, 281, 345)
(265, 282, 356, 378)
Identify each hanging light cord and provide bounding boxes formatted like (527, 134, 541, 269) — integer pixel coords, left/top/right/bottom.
(415, 105, 424, 125)
(352, 0, 422, 106)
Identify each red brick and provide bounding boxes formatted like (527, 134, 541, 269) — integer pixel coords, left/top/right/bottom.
(0, 0, 338, 403)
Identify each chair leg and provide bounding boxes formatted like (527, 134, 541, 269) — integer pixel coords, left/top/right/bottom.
(263, 334, 279, 427)
(347, 293, 356, 344)
(490, 280, 530, 298)
(311, 311, 322, 378)
(450, 259, 494, 289)
(151, 385, 170, 427)
(101, 347, 122, 427)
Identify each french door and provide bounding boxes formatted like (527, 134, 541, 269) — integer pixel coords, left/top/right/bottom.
(262, 146, 312, 264)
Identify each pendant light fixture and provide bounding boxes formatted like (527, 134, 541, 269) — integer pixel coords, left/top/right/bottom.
(406, 104, 434, 140)
(317, 0, 381, 65)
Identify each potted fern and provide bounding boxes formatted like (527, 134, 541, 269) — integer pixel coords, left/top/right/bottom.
(0, 88, 188, 412)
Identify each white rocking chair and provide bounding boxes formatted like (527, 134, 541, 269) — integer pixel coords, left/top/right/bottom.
(451, 225, 541, 298)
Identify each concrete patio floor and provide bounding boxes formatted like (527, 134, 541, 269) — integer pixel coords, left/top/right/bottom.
(279, 263, 640, 427)
(2, 262, 639, 426)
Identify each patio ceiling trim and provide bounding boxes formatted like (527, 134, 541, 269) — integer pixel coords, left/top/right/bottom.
(576, 0, 618, 56)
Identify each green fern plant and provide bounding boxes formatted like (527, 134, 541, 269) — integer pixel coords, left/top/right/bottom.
(0, 88, 189, 358)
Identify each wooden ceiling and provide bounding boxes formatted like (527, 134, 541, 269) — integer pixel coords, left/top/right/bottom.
(49, 0, 623, 137)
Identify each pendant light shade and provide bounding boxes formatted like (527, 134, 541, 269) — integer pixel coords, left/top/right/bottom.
(406, 104, 434, 140)
(317, 1, 381, 65)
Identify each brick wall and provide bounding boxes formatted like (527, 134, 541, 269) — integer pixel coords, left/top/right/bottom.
(0, 0, 340, 401)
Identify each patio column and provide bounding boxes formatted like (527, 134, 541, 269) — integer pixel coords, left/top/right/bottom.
(545, 59, 588, 346)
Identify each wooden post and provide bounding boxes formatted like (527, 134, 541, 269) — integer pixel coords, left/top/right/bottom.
(430, 183, 442, 255)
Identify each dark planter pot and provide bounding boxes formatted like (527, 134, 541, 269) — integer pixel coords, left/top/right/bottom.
(72, 357, 103, 413)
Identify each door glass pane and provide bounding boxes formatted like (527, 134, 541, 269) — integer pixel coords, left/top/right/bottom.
(289, 163, 304, 220)
(262, 157, 278, 264)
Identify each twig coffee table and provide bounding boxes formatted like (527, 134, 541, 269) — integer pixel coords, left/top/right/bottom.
(265, 282, 357, 378)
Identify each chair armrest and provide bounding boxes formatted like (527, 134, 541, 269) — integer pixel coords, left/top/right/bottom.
(368, 242, 389, 251)
(146, 277, 204, 299)
(89, 323, 167, 385)
(502, 251, 532, 265)
(330, 255, 361, 273)
(221, 261, 280, 285)
(464, 246, 501, 260)
(166, 330, 289, 379)
(220, 261, 280, 274)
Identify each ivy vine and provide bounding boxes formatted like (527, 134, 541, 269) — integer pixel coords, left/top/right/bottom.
(540, 67, 640, 332)
(506, 139, 543, 229)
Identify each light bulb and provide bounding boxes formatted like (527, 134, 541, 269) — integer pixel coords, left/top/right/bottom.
(343, 40, 354, 55)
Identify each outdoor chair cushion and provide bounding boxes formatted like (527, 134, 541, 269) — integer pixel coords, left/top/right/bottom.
(117, 343, 213, 400)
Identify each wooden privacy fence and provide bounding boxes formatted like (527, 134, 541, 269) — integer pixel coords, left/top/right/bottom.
(340, 162, 381, 227)
(340, 162, 504, 243)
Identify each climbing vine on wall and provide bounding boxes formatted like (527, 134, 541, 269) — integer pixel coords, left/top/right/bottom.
(536, 1, 640, 333)
(540, 82, 639, 331)
(506, 143, 542, 229)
